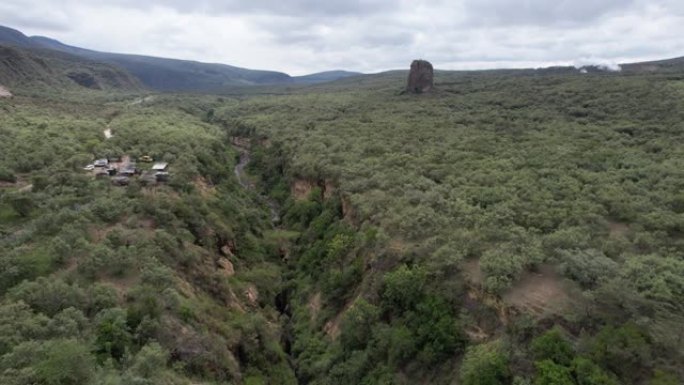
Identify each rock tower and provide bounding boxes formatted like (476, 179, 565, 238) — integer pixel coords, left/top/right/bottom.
(406, 59, 434, 93)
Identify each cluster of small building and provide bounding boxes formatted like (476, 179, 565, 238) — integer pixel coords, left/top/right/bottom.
(83, 155, 170, 186)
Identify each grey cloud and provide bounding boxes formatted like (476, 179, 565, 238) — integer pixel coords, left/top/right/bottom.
(265, 17, 414, 52)
(1, 0, 684, 74)
(0, 2, 72, 32)
(82, 0, 393, 17)
(463, 0, 636, 26)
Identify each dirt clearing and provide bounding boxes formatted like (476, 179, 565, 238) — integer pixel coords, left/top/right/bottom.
(502, 264, 575, 317)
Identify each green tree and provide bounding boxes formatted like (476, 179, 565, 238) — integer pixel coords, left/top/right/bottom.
(0, 301, 49, 356)
(381, 265, 425, 314)
(128, 342, 167, 378)
(590, 324, 651, 380)
(8, 278, 87, 317)
(35, 339, 95, 385)
(48, 308, 88, 339)
(95, 308, 131, 362)
(0, 339, 95, 385)
(531, 327, 574, 366)
(0, 168, 17, 183)
(4, 192, 33, 217)
(620, 255, 684, 306)
(557, 249, 618, 289)
(410, 295, 465, 363)
(340, 299, 380, 352)
(460, 341, 510, 385)
(572, 357, 618, 385)
(649, 370, 680, 385)
(534, 360, 574, 385)
(374, 324, 416, 367)
(86, 284, 119, 315)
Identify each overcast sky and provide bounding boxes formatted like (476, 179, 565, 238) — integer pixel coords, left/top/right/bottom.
(1, 0, 683, 75)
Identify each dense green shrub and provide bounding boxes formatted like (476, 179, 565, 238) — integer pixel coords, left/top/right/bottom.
(531, 327, 574, 366)
(460, 341, 510, 385)
(340, 299, 379, 352)
(557, 249, 618, 289)
(94, 308, 132, 362)
(8, 278, 87, 317)
(0, 339, 95, 385)
(534, 360, 575, 385)
(381, 265, 425, 314)
(409, 295, 466, 363)
(571, 357, 618, 385)
(589, 324, 652, 380)
(3, 192, 33, 217)
(0, 302, 50, 356)
(0, 169, 16, 183)
(127, 342, 168, 379)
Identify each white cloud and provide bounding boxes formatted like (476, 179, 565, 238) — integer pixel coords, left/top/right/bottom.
(0, 0, 683, 75)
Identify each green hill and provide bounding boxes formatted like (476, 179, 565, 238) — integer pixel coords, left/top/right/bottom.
(0, 25, 363, 92)
(30, 35, 293, 91)
(0, 44, 142, 92)
(207, 67, 684, 384)
(291, 70, 362, 84)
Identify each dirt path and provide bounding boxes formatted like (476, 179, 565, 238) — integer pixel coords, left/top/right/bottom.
(129, 95, 155, 106)
(0, 85, 12, 98)
(234, 149, 254, 189)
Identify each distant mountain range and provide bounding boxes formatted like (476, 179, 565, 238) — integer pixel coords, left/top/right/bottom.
(3, 24, 684, 94)
(0, 25, 362, 92)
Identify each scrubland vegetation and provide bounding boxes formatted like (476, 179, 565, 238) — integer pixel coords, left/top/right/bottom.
(0, 93, 295, 384)
(1, 67, 683, 385)
(212, 70, 684, 384)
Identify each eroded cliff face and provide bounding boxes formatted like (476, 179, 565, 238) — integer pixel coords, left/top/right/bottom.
(291, 178, 336, 201)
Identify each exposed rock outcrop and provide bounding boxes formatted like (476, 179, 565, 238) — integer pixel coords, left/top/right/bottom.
(406, 59, 434, 93)
(217, 257, 235, 277)
(291, 178, 336, 201)
(292, 179, 317, 201)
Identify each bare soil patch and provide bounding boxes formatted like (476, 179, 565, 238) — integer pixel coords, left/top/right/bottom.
(463, 259, 483, 285)
(0, 85, 12, 98)
(101, 272, 141, 298)
(324, 291, 365, 340)
(502, 264, 572, 317)
(308, 292, 322, 323)
(608, 221, 630, 238)
(194, 176, 216, 197)
(387, 237, 412, 255)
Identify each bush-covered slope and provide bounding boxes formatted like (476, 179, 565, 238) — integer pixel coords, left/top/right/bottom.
(0, 44, 142, 92)
(206, 69, 684, 384)
(2, 52, 684, 385)
(0, 25, 362, 92)
(0, 93, 297, 384)
(0, 25, 35, 47)
(32, 36, 293, 91)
